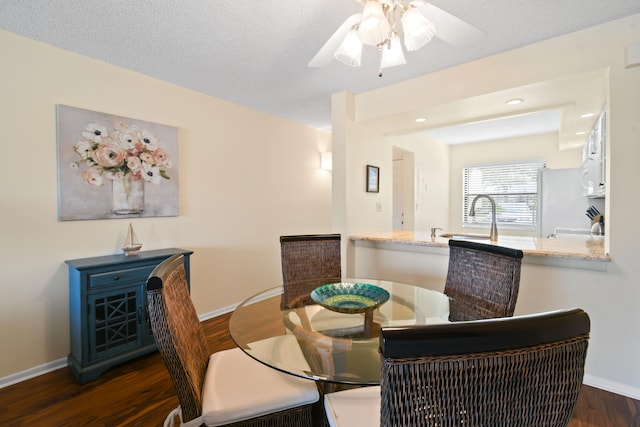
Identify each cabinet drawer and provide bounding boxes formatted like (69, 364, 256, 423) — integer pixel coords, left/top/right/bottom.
(89, 265, 154, 289)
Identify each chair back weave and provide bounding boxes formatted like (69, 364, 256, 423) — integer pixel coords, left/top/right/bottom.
(280, 234, 341, 309)
(445, 239, 523, 321)
(146, 254, 209, 423)
(379, 308, 590, 427)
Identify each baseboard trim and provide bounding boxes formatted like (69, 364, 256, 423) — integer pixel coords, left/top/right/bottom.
(583, 374, 640, 400)
(198, 304, 235, 322)
(197, 288, 281, 322)
(0, 358, 67, 389)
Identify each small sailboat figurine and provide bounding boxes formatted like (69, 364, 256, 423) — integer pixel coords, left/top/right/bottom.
(123, 223, 143, 256)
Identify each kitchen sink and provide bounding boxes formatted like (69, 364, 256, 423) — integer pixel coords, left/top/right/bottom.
(439, 232, 491, 240)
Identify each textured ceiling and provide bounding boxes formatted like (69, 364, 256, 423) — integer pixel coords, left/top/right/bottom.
(1, 1, 639, 134)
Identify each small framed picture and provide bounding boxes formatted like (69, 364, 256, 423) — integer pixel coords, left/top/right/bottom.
(366, 164, 379, 193)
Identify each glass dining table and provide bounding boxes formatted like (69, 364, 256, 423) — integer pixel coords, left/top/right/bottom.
(229, 278, 450, 387)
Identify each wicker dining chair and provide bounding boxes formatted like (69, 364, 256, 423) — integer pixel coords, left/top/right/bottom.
(324, 308, 591, 427)
(444, 239, 524, 321)
(279, 234, 342, 309)
(146, 254, 319, 427)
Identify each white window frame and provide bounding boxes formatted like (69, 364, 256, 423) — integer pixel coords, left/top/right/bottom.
(462, 160, 545, 231)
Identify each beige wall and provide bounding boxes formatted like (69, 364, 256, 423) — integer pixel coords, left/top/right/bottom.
(0, 30, 332, 380)
(338, 14, 640, 398)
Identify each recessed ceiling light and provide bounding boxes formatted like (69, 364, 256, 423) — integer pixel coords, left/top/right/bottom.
(580, 113, 595, 118)
(506, 98, 523, 105)
(415, 117, 427, 123)
(576, 131, 588, 135)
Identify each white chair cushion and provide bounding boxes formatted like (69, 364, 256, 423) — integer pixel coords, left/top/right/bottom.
(201, 347, 319, 426)
(324, 386, 381, 427)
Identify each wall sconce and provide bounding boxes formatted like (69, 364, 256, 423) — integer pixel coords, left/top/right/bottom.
(320, 152, 333, 171)
(626, 43, 640, 68)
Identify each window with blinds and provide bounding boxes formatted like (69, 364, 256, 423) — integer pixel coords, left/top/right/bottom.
(462, 161, 545, 231)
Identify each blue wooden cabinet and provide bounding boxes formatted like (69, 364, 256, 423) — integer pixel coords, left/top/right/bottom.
(66, 248, 193, 384)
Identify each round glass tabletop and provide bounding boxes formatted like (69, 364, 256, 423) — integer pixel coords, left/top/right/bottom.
(229, 278, 450, 385)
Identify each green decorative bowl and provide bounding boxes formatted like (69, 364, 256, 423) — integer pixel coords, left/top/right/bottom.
(310, 282, 390, 314)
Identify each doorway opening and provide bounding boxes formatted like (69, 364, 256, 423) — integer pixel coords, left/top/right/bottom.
(392, 147, 415, 230)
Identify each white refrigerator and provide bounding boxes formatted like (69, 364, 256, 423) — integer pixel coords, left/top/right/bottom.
(537, 168, 592, 237)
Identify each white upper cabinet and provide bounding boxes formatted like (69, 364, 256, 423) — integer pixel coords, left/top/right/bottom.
(582, 108, 606, 198)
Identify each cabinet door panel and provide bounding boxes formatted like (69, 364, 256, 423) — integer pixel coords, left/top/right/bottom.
(88, 287, 142, 362)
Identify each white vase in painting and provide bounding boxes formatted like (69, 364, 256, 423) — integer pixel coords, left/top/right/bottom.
(112, 174, 144, 215)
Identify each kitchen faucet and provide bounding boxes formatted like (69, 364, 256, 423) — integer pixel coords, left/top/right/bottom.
(469, 194, 498, 242)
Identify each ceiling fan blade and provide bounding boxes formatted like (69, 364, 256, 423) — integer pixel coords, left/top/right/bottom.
(410, 1, 485, 48)
(308, 13, 362, 68)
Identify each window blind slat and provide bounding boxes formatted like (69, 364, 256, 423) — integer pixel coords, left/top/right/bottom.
(462, 162, 545, 230)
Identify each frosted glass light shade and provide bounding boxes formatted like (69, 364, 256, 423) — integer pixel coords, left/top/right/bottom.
(401, 6, 436, 51)
(334, 29, 363, 67)
(626, 43, 640, 68)
(320, 152, 333, 171)
(358, 0, 391, 46)
(380, 35, 406, 68)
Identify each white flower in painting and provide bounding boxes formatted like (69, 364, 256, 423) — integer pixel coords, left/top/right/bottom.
(142, 163, 162, 184)
(74, 140, 93, 159)
(113, 119, 139, 134)
(126, 156, 142, 172)
(114, 131, 140, 150)
(140, 130, 159, 151)
(81, 169, 104, 186)
(82, 123, 108, 143)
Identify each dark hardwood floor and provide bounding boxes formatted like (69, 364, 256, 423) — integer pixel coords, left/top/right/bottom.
(1, 312, 638, 426)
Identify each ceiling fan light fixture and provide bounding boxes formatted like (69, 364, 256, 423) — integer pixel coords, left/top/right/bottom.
(380, 33, 406, 68)
(358, 0, 391, 46)
(401, 6, 436, 51)
(310, 1, 486, 75)
(335, 29, 363, 67)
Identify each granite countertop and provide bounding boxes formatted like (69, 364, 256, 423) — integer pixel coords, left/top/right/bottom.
(350, 230, 610, 262)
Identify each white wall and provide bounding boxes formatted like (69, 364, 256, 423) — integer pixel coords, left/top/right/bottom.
(392, 148, 413, 229)
(0, 30, 332, 380)
(339, 15, 640, 398)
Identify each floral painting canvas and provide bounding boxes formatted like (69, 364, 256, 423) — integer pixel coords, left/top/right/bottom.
(57, 105, 179, 220)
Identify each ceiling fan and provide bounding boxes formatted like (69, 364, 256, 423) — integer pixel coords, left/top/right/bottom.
(308, 0, 485, 73)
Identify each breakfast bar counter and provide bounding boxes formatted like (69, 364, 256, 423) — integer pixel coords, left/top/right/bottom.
(350, 230, 610, 262)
